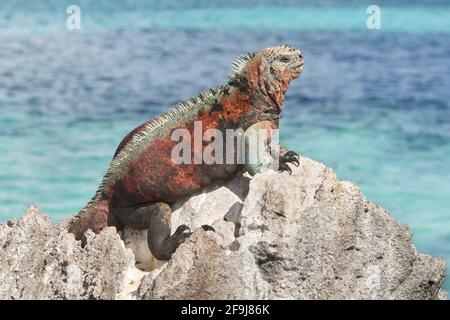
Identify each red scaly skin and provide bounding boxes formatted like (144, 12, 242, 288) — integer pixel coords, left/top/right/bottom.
(108, 55, 273, 208)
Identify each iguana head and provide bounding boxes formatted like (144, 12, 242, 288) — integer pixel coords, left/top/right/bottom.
(231, 44, 304, 83)
(260, 44, 304, 80)
(228, 44, 304, 114)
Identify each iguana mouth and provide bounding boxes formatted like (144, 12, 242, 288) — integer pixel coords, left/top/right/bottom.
(291, 62, 304, 79)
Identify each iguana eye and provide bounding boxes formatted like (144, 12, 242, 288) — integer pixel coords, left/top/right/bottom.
(279, 56, 291, 63)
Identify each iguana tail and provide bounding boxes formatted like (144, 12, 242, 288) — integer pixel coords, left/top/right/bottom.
(68, 190, 111, 240)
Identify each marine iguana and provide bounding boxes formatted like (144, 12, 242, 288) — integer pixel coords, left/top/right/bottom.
(68, 45, 304, 260)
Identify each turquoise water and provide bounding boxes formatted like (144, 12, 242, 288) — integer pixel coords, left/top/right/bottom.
(0, 0, 449, 292)
(2, 2, 450, 33)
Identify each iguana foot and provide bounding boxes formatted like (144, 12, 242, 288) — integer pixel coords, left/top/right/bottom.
(201, 224, 216, 232)
(277, 146, 300, 175)
(172, 224, 192, 244)
(280, 150, 300, 167)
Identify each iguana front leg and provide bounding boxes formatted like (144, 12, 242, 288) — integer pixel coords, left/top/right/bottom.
(244, 121, 299, 175)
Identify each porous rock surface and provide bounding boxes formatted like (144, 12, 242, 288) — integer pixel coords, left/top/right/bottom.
(0, 157, 447, 300)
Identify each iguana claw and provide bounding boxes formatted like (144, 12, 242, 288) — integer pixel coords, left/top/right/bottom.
(278, 150, 300, 175)
(175, 224, 192, 242)
(201, 225, 216, 233)
(282, 150, 300, 167)
(279, 162, 293, 175)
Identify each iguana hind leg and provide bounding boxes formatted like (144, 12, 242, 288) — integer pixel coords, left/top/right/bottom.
(117, 202, 191, 261)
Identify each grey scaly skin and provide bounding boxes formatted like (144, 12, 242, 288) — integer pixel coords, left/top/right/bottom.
(68, 45, 304, 260)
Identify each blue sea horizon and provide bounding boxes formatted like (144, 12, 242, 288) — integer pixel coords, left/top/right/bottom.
(0, 0, 449, 293)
